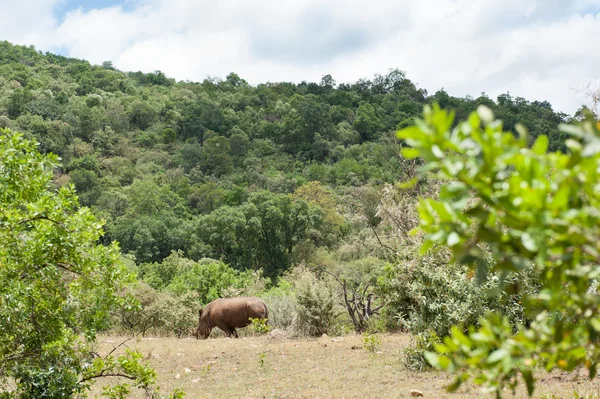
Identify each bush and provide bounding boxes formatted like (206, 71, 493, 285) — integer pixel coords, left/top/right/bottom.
(114, 283, 197, 337)
(381, 248, 538, 370)
(160, 256, 263, 304)
(401, 331, 441, 371)
(292, 267, 337, 336)
(263, 280, 297, 331)
(139, 250, 196, 290)
(362, 333, 382, 353)
(249, 318, 272, 335)
(397, 104, 600, 395)
(380, 249, 536, 339)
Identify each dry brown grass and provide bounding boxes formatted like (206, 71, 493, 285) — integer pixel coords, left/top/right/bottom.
(88, 333, 600, 399)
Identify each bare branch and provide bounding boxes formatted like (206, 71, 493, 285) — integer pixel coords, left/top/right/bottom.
(311, 266, 344, 286)
(18, 215, 68, 230)
(105, 337, 133, 358)
(55, 262, 83, 276)
(79, 372, 137, 384)
(369, 225, 398, 253)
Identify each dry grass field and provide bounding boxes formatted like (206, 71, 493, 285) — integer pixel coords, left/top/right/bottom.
(88, 333, 600, 399)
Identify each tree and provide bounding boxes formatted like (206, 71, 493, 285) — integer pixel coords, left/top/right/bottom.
(7, 88, 28, 118)
(280, 94, 332, 156)
(315, 264, 384, 333)
(0, 130, 181, 398)
(294, 181, 345, 245)
(128, 100, 157, 130)
(353, 102, 383, 142)
(195, 191, 323, 278)
(399, 105, 600, 397)
(199, 135, 233, 176)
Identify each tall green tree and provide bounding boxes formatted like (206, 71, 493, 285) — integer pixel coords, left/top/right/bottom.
(0, 130, 181, 398)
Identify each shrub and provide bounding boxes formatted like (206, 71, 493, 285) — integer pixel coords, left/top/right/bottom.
(249, 318, 272, 335)
(362, 333, 382, 353)
(263, 280, 297, 331)
(380, 249, 536, 339)
(398, 104, 600, 396)
(139, 250, 196, 290)
(401, 331, 441, 371)
(165, 257, 262, 304)
(292, 267, 337, 336)
(114, 283, 197, 337)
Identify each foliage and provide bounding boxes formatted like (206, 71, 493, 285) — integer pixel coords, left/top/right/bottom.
(114, 283, 197, 337)
(164, 256, 263, 304)
(249, 318, 272, 335)
(315, 265, 385, 333)
(362, 333, 382, 353)
(0, 130, 178, 397)
(292, 267, 338, 337)
(401, 331, 442, 372)
(399, 104, 600, 396)
(0, 41, 575, 285)
(195, 191, 323, 278)
(379, 250, 535, 338)
(262, 281, 297, 331)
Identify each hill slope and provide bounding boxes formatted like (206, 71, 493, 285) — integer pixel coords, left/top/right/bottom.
(0, 40, 573, 277)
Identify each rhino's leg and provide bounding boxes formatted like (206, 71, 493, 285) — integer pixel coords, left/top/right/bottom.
(232, 328, 239, 338)
(214, 321, 235, 338)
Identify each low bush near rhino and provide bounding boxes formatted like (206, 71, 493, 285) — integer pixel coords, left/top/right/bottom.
(113, 283, 197, 337)
(263, 281, 297, 331)
(292, 267, 338, 337)
(249, 318, 272, 335)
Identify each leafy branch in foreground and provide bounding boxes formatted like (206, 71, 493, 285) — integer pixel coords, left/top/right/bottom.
(398, 105, 600, 397)
(0, 129, 183, 398)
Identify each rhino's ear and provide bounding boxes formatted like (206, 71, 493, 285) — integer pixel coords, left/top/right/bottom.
(198, 308, 203, 317)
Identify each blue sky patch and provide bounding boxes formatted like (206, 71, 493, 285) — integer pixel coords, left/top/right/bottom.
(55, 0, 134, 20)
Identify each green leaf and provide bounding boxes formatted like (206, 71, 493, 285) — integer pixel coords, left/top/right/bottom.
(451, 326, 471, 350)
(424, 351, 440, 368)
(431, 144, 444, 159)
(567, 347, 586, 359)
(447, 232, 461, 247)
(521, 232, 538, 252)
(477, 105, 494, 124)
(446, 376, 464, 392)
(397, 177, 418, 189)
(397, 126, 423, 140)
(515, 123, 528, 140)
(558, 123, 584, 138)
(590, 318, 600, 332)
(582, 138, 600, 157)
(401, 147, 420, 159)
(487, 348, 509, 364)
(531, 135, 548, 154)
(589, 363, 597, 379)
(522, 369, 535, 396)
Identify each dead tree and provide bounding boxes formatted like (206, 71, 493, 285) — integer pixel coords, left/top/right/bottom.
(314, 266, 384, 333)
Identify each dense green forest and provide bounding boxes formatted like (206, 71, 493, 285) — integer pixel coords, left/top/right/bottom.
(3, 39, 600, 398)
(0, 41, 574, 279)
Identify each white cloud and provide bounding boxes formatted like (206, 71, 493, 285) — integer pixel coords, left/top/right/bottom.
(0, 0, 63, 49)
(4, 0, 600, 114)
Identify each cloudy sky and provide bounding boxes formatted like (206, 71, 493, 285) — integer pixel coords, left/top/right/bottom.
(2, 0, 600, 114)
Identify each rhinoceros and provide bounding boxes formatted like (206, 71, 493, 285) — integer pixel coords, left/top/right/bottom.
(195, 296, 268, 339)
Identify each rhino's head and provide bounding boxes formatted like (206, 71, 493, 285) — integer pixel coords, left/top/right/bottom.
(195, 308, 211, 340)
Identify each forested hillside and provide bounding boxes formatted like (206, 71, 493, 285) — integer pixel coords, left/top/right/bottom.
(4, 39, 600, 398)
(0, 41, 573, 280)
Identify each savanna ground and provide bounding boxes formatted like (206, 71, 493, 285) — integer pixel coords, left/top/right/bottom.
(88, 333, 600, 399)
